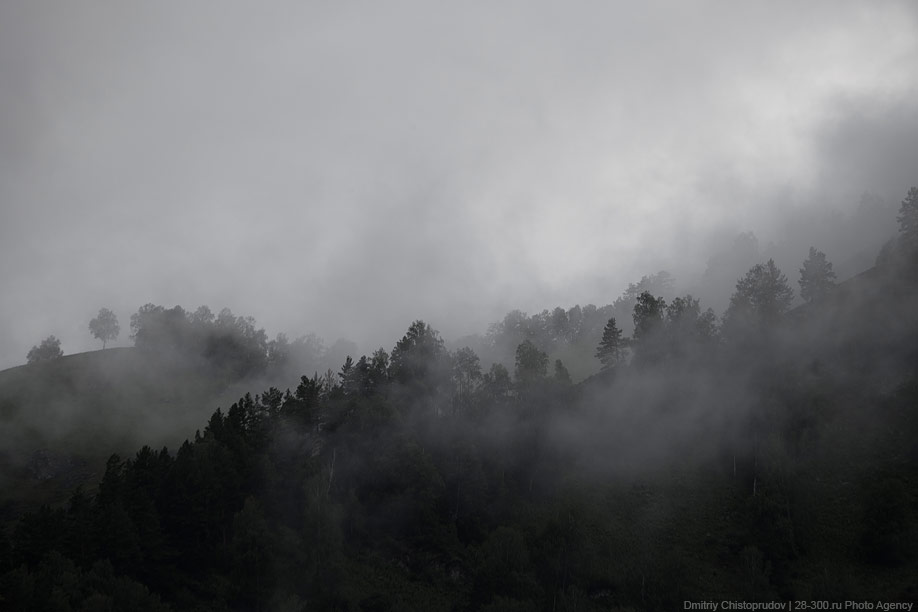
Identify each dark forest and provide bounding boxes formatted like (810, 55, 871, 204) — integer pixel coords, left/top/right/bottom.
(1, 190, 916, 610)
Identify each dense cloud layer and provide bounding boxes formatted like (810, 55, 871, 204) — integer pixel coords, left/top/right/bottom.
(1, 1, 916, 369)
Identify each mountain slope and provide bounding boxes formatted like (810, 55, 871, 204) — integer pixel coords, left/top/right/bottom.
(0, 347, 278, 518)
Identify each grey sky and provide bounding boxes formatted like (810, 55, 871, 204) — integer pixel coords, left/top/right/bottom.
(1, 1, 917, 369)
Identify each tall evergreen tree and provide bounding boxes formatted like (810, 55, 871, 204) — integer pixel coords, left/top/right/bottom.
(798, 247, 837, 303)
(595, 317, 624, 370)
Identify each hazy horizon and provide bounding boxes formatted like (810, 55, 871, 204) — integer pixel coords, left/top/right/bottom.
(2, 1, 917, 370)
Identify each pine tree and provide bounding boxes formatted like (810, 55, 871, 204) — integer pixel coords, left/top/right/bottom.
(724, 259, 794, 334)
(595, 317, 624, 370)
(389, 320, 446, 384)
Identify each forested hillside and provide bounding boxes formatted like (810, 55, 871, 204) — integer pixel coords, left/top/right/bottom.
(1, 193, 918, 610)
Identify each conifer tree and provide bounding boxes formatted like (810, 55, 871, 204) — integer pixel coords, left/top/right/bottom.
(390, 320, 446, 384)
(724, 259, 794, 334)
(595, 317, 624, 370)
(798, 247, 836, 303)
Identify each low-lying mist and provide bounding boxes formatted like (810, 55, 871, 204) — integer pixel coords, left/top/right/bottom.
(3, 213, 918, 607)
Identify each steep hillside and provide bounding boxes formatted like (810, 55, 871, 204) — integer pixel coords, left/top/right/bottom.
(0, 347, 283, 518)
(2, 249, 917, 608)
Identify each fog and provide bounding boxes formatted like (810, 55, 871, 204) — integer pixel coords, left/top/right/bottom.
(1, 1, 917, 370)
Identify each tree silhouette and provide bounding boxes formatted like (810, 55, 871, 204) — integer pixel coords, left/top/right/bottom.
(389, 320, 448, 391)
(632, 291, 666, 342)
(631, 292, 668, 365)
(27, 335, 63, 364)
(483, 363, 512, 400)
(898, 187, 918, 253)
(612, 271, 674, 334)
(595, 317, 625, 370)
(452, 347, 482, 409)
(798, 247, 836, 303)
(514, 339, 548, 385)
(553, 359, 572, 385)
(89, 308, 120, 349)
(724, 259, 794, 334)
(664, 295, 718, 356)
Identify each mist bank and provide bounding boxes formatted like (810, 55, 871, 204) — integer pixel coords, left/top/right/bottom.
(3, 211, 918, 608)
(1, 180, 905, 376)
(2, 188, 911, 473)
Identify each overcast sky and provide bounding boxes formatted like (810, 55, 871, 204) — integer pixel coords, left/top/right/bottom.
(1, 1, 917, 369)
